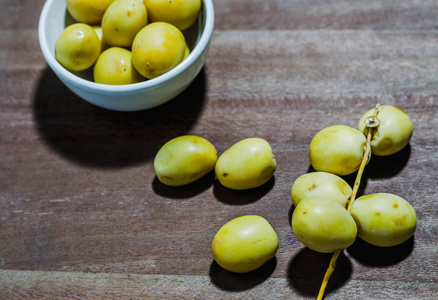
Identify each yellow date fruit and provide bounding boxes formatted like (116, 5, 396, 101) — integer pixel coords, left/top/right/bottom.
(215, 138, 277, 190)
(358, 105, 413, 156)
(351, 193, 417, 247)
(132, 22, 186, 79)
(292, 197, 357, 253)
(291, 171, 352, 207)
(154, 135, 217, 186)
(67, 0, 115, 24)
(145, 0, 201, 30)
(212, 215, 279, 273)
(55, 23, 101, 72)
(94, 47, 144, 85)
(102, 0, 148, 48)
(91, 25, 109, 53)
(309, 125, 366, 176)
(184, 43, 190, 60)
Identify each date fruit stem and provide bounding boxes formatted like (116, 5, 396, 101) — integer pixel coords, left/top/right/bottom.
(316, 105, 380, 300)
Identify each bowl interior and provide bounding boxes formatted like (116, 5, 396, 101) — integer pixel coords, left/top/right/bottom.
(40, 0, 207, 88)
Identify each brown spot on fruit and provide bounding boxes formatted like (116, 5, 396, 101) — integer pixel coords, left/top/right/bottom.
(393, 215, 407, 227)
(308, 183, 317, 191)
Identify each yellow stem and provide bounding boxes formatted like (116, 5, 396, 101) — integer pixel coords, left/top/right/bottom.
(316, 251, 341, 300)
(347, 126, 374, 213)
(316, 106, 379, 300)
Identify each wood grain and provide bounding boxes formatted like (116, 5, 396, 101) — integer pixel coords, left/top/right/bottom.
(1, 0, 437, 299)
(1, 270, 437, 299)
(214, 0, 438, 30)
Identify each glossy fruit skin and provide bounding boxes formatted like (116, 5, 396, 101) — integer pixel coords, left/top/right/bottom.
(215, 138, 277, 190)
(132, 22, 186, 79)
(357, 105, 413, 156)
(94, 47, 144, 85)
(67, 0, 115, 24)
(145, 0, 201, 30)
(154, 135, 217, 186)
(55, 23, 101, 72)
(309, 125, 366, 176)
(292, 197, 357, 253)
(212, 215, 279, 273)
(351, 193, 417, 247)
(102, 0, 148, 48)
(291, 171, 352, 208)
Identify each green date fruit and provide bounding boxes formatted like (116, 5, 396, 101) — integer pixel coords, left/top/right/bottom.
(215, 138, 277, 190)
(291, 171, 352, 207)
(94, 47, 144, 85)
(55, 23, 101, 72)
(212, 215, 279, 273)
(102, 0, 148, 48)
(145, 0, 201, 30)
(132, 22, 186, 79)
(292, 197, 357, 253)
(309, 125, 366, 176)
(154, 135, 217, 186)
(358, 105, 413, 156)
(351, 193, 417, 247)
(66, 0, 115, 25)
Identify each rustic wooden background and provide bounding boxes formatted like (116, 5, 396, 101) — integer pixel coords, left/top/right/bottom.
(1, 0, 437, 299)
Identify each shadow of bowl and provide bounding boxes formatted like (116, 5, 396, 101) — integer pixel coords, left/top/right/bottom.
(33, 67, 207, 169)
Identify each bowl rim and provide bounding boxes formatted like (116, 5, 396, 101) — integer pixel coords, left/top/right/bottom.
(38, 0, 215, 94)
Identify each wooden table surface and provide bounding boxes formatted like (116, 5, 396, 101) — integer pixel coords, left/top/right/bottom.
(1, 0, 437, 299)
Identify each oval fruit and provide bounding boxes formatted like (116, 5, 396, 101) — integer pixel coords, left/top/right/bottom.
(154, 135, 217, 186)
(102, 0, 148, 48)
(132, 22, 186, 79)
(212, 215, 279, 273)
(357, 105, 413, 156)
(184, 43, 190, 60)
(94, 47, 144, 85)
(215, 138, 277, 190)
(55, 23, 101, 72)
(66, 0, 115, 24)
(291, 171, 352, 207)
(309, 125, 366, 176)
(351, 193, 417, 247)
(292, 197, 357, 253)
(91, 25, 110, 53)
(145, 0, 201, 30)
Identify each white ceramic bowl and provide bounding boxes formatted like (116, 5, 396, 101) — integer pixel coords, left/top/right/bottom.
(38, 0, 214, 111)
